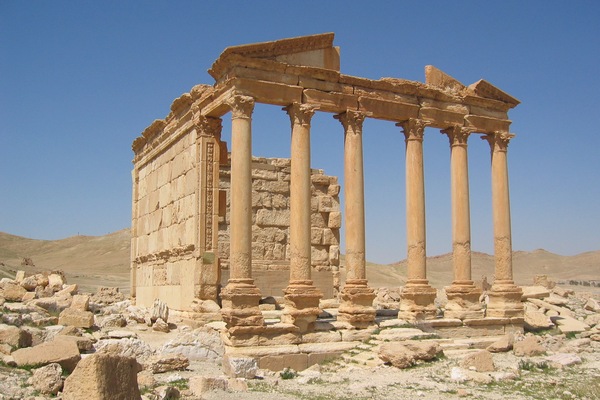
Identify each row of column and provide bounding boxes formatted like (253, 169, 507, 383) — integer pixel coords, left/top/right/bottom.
(219, 94, 522, 335)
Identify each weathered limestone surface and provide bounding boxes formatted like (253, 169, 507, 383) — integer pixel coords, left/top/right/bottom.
(62, 353, 142, 400)
(131, 33, 522, 340)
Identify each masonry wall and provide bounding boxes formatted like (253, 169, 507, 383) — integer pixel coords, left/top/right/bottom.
(132, 129, 202, 310)
(218, 156, 341, 298)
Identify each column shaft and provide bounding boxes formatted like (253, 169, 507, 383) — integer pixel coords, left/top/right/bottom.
(484, 132, 523, 318)
(220, 95, 264, 334)
(397, 119, 436, 320)
(442, 126, 482, 319)
(335, 111, 375, 328)
(282, 103, 322, 333)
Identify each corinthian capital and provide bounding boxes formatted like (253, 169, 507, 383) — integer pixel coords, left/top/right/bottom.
(397, 118, 427, 142)
(334, 110, 367, 134)
(227, 94, 255, 120)
(284, 103, 317, 128)
(442, 125, 471, 147)
(192, 105, 222, 138)
(482, 131, 515, 153)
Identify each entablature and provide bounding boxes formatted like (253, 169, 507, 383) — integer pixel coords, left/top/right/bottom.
(133, 33, 520, 160)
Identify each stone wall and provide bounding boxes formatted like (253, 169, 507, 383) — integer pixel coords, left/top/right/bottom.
(132, 129, 201, 310)
(218, 155, 341, 298)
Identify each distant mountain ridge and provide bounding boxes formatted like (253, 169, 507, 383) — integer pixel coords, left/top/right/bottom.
(0, 229, 598, 291)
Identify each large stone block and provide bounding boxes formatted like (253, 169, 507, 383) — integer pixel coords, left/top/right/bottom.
(62, 353, 142, 400)
(0, 324, 32, 348)
(12, 338, 81, 372)
(58, 308, 95, 329)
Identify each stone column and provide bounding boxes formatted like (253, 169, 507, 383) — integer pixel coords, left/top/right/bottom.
(282, 103, 322, 332)
(483, 132, 523, 318)
(194, 113, 223, 302)
(130, 168, 139, 303)
(442, 125, 483, 319)
(397, 119, 437, 320)
(335, 110, 376, 328)
(220, 94, 265, 333)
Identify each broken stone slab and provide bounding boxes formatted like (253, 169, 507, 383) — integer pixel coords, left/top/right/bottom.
(521, 286, 550, 300)
(545, 294, 569, 306)
(12, 338, 81, 372)
(552, 286, 574, 298)
(524, 305, 554, 331)
(551, 315, 590, 333)
(62, 353, 142, 400)
(146, 353, 190, 374)
(450, 367, 493, 384)
(528, 298, 573, 317)
(94, 337, 154, 361)
(161, 328, 224, 360)
(71, 294, 90, 311)
(546, 353, 582, 368)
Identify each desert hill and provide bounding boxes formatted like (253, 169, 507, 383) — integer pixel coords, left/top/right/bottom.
(0, 229, 598, 292)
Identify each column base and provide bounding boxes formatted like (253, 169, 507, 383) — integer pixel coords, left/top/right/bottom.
(398, 280, 437, 321)
(220, 278, 265, 334)
(486, 280, 524, 318)
(444, 281, 484, 320)
(337, 279, 376, 329)
(281, 280, 322, 333)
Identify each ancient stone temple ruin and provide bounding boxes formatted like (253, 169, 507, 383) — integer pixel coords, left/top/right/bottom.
(131, 33, 524, 368)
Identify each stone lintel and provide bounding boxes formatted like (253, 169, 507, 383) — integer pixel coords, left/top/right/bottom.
(358, 96, 419, 121)
(464, 114, 511, 133)
(228, 65, 299, 86)
(201, 88, 235, 118)
(418, 107, 465, 127)
(302, 89, 358, 113)
(230, 78, 303, 106)
(284, 63, 341, 82)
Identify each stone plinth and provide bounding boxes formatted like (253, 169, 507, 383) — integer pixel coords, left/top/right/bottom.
(220, 279, 265, 334)
(398, 281, 437, 321)
(281, 280, 322, 333)
(486, 281, 524, 318)
(444, 282, 484, 320)
(337, 279, 376, 328)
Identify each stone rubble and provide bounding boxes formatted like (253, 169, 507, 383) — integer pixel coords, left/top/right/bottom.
(0, 270, 598, 399)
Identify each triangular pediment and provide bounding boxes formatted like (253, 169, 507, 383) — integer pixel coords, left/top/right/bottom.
(468, 79, 520, 107)
(425, 65, 466, 92)
(209, 33, 340, 80)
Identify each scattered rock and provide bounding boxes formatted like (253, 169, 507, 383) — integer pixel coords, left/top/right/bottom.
(147, 353, 190, 373)
(551, 315, 590, 333)
(100, 314, 127, 329)
(222, 355, 258, 379)
(533, 275, 555, 289)
(161, 328, 223, 360)
(524, 304, 554, 331)
(152, 317, 170, 333)
(71, 294, 90, 311)
(152, 299, 169, 323)
(189, 376, 228, 396)
(584, 298, 600, 312)
(30, 363, 64, 394)
(487, 334, 514, 353)
(2, 282, 27, 301)
(460, 350, 495, 372)
(513, 336, 546, 357)
(58, 308, 95, 328)
(450, 367, 493, 384)
(62, 353, 142, 400)
(0, 323, 33, 348)
(379, 341, 443, 369)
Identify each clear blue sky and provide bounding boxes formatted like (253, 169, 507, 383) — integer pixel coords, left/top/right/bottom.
(1, 1, 599, 263)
